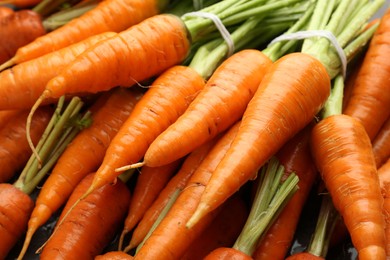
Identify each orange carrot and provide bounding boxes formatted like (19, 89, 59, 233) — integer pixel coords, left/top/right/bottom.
(186, 52, 330, 229)
(118, 159, 182, 250)
(0, 107, 52, 183)
(0, 0, 42, 8)
(125, 137, 217, 252)
(1, 0, 162, 68)
(378, 158, 390, 257)
(252, 122, 318, 260)
(285, 252, 325, 260)
(0, 110, 21, 130)
(39, 172, 131, 259)
(343, 8, 390, 141)
(0, 9, 45, 64)
(0, 183, 34, 259)
(310, 114, 386, 260)
(18, 87, 142, 259)
(372, 116, 390, 168)
(95, 251, 134, 260)
(133, 122, 240, 260)
(203, 247, 254, 260)
(142, 49, 272, 167)
(0, 5, 13, 19)
(0, 31, 116, 110)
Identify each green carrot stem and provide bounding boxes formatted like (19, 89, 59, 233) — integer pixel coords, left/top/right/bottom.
(321, 74, 344, 119)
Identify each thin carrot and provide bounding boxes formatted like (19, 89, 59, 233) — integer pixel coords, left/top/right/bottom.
(0, 9, 46, 64)
(39, 172, 131, 259)
(118, 159, 182, 250)
(0, 0, 164, 69)
(372, 116, 390, 168)
(343, 7, 390, 141)
(133, 122, 240, 260)
(203, 247, 254, 260)
(17, 87, 143, 260)
(141, 49, 272, 167)
(310, 114, 386, 260)
(0, 107, 52, 183)
(186, 52, 330, 229)
(125, 137, 218, 252)
(95, 251, 134, 260)
(0, 31, 116, 110)
(378, 158, 390, 257)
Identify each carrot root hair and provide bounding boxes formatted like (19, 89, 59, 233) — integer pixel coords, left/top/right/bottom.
(115, 161, 145, 172)
(0, 57, 15, 71)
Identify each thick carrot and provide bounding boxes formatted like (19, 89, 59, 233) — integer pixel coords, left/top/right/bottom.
(310, 114, 386, 260)
(125, 138, 217, 251)
(0, 9, 46, 64)
(343, 7, 390, 141)
(0, 31, 116, 110)
(0, 5, 13, 19)
(252, 123, 318, 260)
(18, 87, 142, 259)
(0, 0, 163, 68)
(0, 107, 52, 183)
(372, 116, 390, 168)
(95, 251, 134, 260)
(203, 247, 254, 260)
(186, 52, 330, 229)
(378, 158, 390, 257)
(0, 183, 34, 259)
(118, 159, 182, 250)
(134, 122, 240, 260)
(39, 172, 131, 259)
(142, 49, 272, 167)
(0, 109, 21, 130)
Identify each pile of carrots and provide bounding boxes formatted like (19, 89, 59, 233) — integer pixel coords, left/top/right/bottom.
(1, 0, 390, 259)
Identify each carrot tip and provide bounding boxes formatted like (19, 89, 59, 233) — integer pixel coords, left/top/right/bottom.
(186, 202, 209, 229)
(0, 57, 15, 71)
(115, 161, 145, 172)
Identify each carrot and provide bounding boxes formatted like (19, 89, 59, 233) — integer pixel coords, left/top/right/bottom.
(141, 49, 272, 167)
(372, 116, 390, 168)
(0, 9, 46, 64)
(39, 172, 131, 259)
(95, 251, 134, 260)
(17, 87, 143, 260)
(343, 7, 390, 141)
(0, 107, 52, 183)
(285, 252, 325, 260)
(125, 137, 217, 252)
(133, 122, 240, 260)
(118, 159, 182, 250)
(186, 52, 330, 229)
(0, 0, 42, 8)
(310, 114, 386, 260)
(378, 158, 390, 257)
(0, 31, 116, 110)
(0, 183, 34, 259)
(0, 109, 21, 130)
(252, 123, 319, 260)
(0, 0, 164, 69)
(203, 247, 254, 260)
(181, 193, 249, 260)
(0, 5, 13, 19)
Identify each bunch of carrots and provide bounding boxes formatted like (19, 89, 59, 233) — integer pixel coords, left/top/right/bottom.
(0, 0, 390, 259)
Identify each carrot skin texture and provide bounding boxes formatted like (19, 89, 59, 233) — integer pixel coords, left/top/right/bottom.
(285, 252, 325, 260)
(189, 52, 330, 226)
(95, 251, 134, 260)
(90, 65, 205, 192)
(378, 158, 390, 257)
(144, 49, 272, 167)
(40, 173, 131, 260)
(134, 122, 241, 260)
(0, 107, 52, 183)
(0, 6, 13, 19)
(372, 117, 390, 168)
(253, 123, 318, 260)
(203, 247, 253, 260)
(0, 183, 34, 259)
(0, 32, 116, 110)
(26, 88, 142, 248)
(127, 138, 217, 250)
(311, 114, 386, 260)
(343, 8, 390, 141)
(45, 14, 191, 98)
(12, 0, 160, 64)
(0, 110, 22, 130)
(0, 10, 45, 64)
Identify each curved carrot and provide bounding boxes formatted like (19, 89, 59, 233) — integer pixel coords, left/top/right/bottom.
(134, 122, 240, 260)
(119, 159, 182, 250)
(143, 49, 272, 167)
(125, 137, 217, 251)
(0, 183, 34, 259)
(0, 107, 52, 183)
(0, 10, 46, 64)
(252, 123, 318, 260)
(343, 8, 390, 141)
(311, 114, 386, 260)
(378, 158, 390, 257)
(39, 172, 131, 259)
(95, 251, 134, 260)
(203, 247, 253, 260)
(0, 31, 116, 110)
(372, 116, 390, 168)
(1, 0, 162, 68)
(186, 52, 330, 229)
(19, 87, 142, 259)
